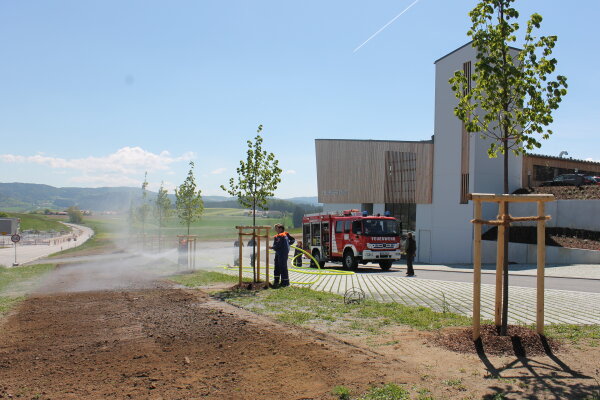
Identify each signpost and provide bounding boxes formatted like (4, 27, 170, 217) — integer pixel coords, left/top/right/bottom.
(11, 233, 20, 266)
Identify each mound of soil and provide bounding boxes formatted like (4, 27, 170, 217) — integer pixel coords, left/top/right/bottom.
(531, 185, 600, 200)
(433, 324, 561, 357)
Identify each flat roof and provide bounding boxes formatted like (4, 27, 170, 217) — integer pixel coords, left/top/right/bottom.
(315, 138, 433, 144)
(434, 41, 521, 64)
(525, 153, 600, 166)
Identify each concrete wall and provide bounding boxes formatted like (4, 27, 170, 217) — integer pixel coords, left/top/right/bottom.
(472, 199, 600, 264)
(482, 240, 600, 264)
(508, 199, 600, 231)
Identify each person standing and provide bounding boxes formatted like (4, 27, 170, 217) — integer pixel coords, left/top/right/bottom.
(272, 224, 293, 287)
(405, 232, 416, 277)
(293, 240, 303, 267)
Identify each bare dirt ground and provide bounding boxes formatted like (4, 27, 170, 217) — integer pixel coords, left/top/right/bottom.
(1, 252, 599, 399)
(0, 267, 415, 400)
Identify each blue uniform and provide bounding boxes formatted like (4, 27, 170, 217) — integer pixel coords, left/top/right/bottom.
(273, 232, 295, 286)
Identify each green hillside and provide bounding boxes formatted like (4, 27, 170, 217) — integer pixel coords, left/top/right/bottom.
(3, 213, 71, 233)
(0, 182, 320, 213)
(0, 183, 140, 212)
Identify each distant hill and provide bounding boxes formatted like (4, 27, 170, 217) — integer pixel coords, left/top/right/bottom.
(203, 195, 319, 206)
(202, 195, 230, 202)
(286, 196, 320, 206)
(0, 183, 321, 212)
(0, 183, 141, 212)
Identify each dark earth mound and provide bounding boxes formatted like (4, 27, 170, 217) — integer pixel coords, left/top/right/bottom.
(433, 324, 561, 357)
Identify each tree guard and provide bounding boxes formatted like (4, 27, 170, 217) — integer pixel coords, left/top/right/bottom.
(235, 226, 271, 285)
(176, 235, 197, 269)
(468, 193, 554, 340)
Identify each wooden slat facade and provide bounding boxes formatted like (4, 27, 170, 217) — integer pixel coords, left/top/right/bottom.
(384, 151, 417, 203)
(316, 139, 434, 204)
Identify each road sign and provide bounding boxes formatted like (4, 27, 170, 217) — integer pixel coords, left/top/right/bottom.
(11, 234, 20, 243)
(0, 218, 19, 235)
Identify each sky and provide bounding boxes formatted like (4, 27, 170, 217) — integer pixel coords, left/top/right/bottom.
(1, 0, 599, 198)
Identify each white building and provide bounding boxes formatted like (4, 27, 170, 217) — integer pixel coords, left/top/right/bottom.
(315, 43, 600, 264)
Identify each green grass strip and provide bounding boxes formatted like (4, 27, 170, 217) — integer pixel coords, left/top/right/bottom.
(168, 268, 600, 342)
(0, 264, 56, 292)
(170, 270, 250, 287)
(221, 286, 472, 331)
(0, 263, 57, 316)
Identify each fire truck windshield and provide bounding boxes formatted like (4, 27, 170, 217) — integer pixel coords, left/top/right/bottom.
(362, 219, 399, 236)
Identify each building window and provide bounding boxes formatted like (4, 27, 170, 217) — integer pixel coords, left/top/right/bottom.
(463, 61, 472, 95)
(344, 220, 351, 233)
(384, 151, 416, 203)
(459, 60, 472, 204)
(385, 203, 415, 232)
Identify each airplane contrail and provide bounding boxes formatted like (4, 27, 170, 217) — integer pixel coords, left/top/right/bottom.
(353, 0, 423, 53)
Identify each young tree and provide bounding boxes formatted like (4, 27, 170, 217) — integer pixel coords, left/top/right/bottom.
(221, 125, 282, 282)
(138, 172, 152, 248)
(154, 181, 172, 252)
(175, 161, 204, 236)
(450, 0, 567, 334)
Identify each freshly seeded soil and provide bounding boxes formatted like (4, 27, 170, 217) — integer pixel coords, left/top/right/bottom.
(1, 248, 599, 399)
(0, 283, 413, 400)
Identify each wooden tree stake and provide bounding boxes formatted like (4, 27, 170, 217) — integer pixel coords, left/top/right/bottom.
(473, 200, 482, 340)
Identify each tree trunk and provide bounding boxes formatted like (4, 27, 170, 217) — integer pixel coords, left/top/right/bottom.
(501, 134, 510, 336)
(252, 200, 257, 282)
(499, 1, 510, 336)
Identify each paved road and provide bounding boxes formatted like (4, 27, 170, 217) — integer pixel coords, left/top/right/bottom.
(0, 224, 94, 267)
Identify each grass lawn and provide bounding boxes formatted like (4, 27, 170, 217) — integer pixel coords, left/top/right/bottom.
(170, 270, 250, 287)
(169, 270, 472, 335)
(135, 208, 294, 240)
(170, 269, 600, 344)
(0, 263, 56, 315)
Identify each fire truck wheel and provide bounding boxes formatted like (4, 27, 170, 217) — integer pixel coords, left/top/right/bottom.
(379, 260, 393, 271)
(310, 250, 325, 268)
(343, 250, 358, 270)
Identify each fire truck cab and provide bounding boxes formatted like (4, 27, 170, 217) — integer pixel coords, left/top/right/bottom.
(302, 210, 402, 271)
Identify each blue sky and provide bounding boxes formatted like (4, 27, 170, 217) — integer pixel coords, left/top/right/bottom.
(1, 1, 598, 198)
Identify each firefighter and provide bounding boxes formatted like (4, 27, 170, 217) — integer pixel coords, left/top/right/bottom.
(405, 232, 416, 276)
(293, 240, 303, 267)
(272, 224, 295, 287)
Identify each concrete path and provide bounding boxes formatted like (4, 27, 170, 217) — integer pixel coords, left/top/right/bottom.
(218, 259, 600, 326)
(0, 223, 94, 267)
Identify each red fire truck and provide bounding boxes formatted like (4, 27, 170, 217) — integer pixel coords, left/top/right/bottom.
(302, 210, 402, 270)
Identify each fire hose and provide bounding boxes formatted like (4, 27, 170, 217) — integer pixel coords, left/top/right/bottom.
(222, 244, 354, 285)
